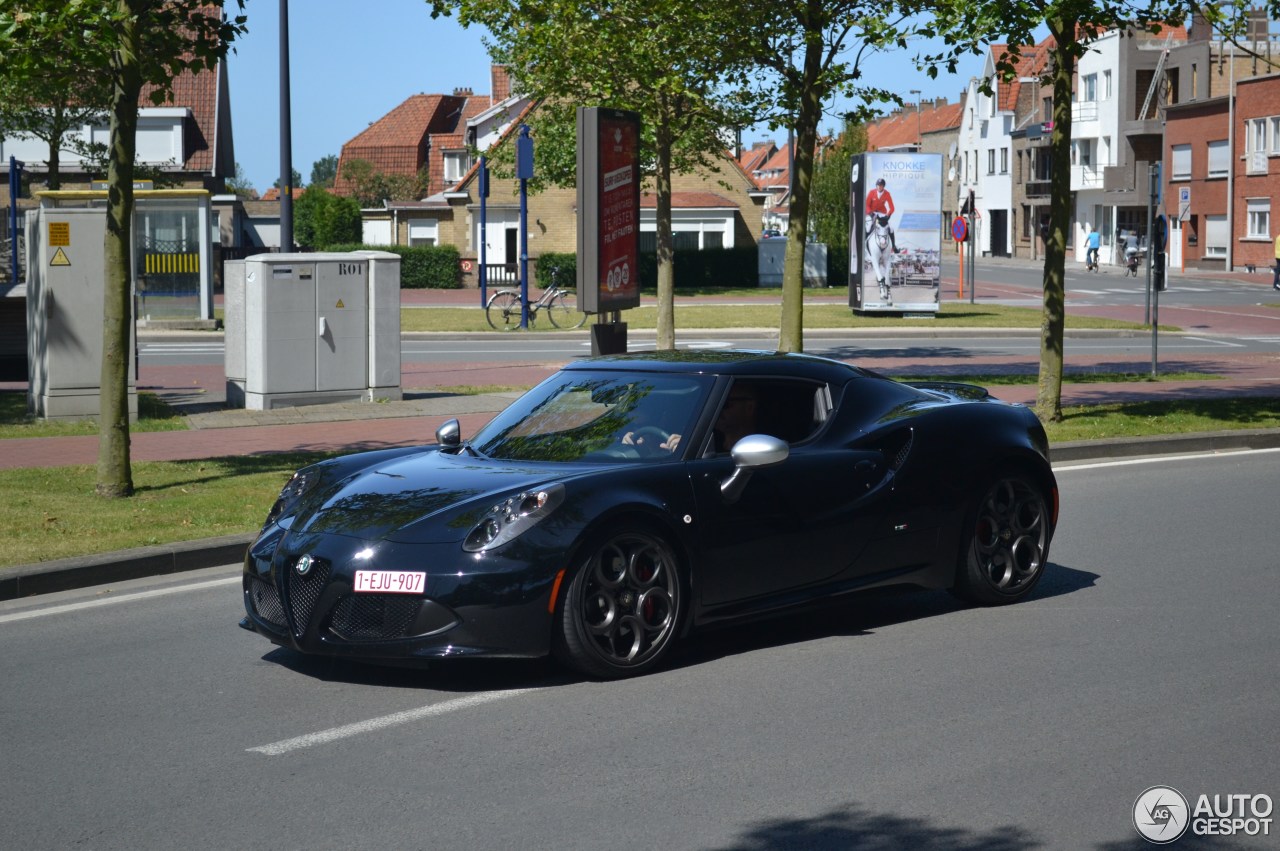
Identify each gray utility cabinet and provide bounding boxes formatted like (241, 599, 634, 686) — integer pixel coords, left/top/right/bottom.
(226, 252, 401, 410)
(26, 207, 137, 420)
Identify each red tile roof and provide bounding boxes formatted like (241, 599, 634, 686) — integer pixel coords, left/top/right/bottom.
(866, 99, 963, 150)
(640, 191, 739, 209)
(260, 186, 304, 201)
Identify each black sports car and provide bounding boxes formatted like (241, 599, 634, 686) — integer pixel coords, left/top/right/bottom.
(240, 351, 1058, 679)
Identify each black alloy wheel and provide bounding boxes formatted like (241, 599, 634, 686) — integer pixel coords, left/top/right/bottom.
(953, 476, 1049, 605)
(556, 528, 683, 678)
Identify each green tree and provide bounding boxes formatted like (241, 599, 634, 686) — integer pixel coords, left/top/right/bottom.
(340, 157, 430, 207)
(316, 193, 363, 246)
(731, 1, 922, 353)
(810, 121, 866, 282)
(0, 1, 246, 498)
(434, 0, 758, 350)
(924, 0, 1193, 421)
(0, 76, 111, 190)
(273, 168, 303, 190)
(225, 161, 258, 198)
(295, 186, 362, 248)
(310, 154, 338, 189)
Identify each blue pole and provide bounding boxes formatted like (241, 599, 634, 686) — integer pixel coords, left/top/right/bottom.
(479, 156, 488, 307)
(519, 173, 529, 328)
(516, 125, 533, 329)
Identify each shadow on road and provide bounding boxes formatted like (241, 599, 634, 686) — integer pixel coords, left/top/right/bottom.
(256, 563, 1099, 691)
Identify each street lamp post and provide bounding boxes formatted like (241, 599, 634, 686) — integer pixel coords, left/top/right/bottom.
(910, 90, 922, 149)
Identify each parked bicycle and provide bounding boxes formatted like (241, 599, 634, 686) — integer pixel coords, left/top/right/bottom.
(486, 286, 586, 331)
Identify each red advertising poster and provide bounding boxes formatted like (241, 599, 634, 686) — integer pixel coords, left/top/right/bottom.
(596, 113, 640, 310)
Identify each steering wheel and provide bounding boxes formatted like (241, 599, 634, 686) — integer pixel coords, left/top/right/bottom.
(629, 426, 673, 456)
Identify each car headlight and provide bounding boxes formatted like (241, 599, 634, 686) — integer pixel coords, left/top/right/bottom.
(464, 484, 565, 553)
(264, 469, 314, 529)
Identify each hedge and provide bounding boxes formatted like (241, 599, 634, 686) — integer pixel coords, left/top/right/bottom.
(638, 246, 758, 289)
(326, 243, 462, 289)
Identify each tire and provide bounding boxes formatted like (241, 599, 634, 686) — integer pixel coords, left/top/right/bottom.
(554, 527, 683, 679)
(546, 291, 586, 329)
(485, 291, 523, 331)
(952, 475, 1050, 606)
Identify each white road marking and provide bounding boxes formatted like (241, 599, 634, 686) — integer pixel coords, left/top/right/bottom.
(247, 689, 542, 756)
(1055, 447, 1280, 472)
(0, 577, 239, 625)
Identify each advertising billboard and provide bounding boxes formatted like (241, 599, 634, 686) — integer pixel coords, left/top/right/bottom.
(849, 152, 943, 313)
(577, 107, 642, 314)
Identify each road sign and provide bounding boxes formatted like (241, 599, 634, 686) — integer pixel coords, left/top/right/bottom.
(952, 217, 968, 242)
(1178, 186, 1190, 221)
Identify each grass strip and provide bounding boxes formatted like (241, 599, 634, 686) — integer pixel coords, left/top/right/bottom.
(0, 392, 188, 440)
(400, 302, 1161, 333)
(0, 452, 328, 568)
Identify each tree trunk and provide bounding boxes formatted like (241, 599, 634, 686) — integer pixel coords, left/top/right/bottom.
(1035, 24, 1074, 423)
(777, 38, 823, 354)
(96, 4, 142, 499)
(655, 120, 676, 350)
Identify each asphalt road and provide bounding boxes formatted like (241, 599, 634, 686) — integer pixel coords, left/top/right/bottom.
(3, 450, 1277, 849)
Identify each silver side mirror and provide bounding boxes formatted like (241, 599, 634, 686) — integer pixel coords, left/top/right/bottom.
(436, 418, 461, 448)
(721, 434, 789, 502)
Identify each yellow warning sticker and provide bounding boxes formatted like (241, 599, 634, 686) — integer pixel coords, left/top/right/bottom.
(335, 299, 345, 309)
(48, 222, 70, 247)
(50, 247, 71, 266)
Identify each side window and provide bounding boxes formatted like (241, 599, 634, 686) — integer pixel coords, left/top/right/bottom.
(710, 378, 832, 454)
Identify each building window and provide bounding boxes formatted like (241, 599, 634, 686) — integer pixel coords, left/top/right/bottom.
(1171, 144, 1192, 180)
(1247, 198, 1271, 239)
(1073, 139, 1092, 167)
(1000, 147, 1009, 174)
(1247, 118, 1267, 154)
(1204, 214, 1228, 257)
(1207, 140, 1229, 178)
(1104, 70, 1112, 100)
(988, 149, 996, 174)
(1082, 73, 1098, 102)
(443, 150, 472, 183)
(1190, 64, 1197, 99)
(408, 218, 438, 247)
(1271, 118, 1280, 154)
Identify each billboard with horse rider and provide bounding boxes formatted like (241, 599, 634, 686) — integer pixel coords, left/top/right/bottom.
(849, 152, 943, 313)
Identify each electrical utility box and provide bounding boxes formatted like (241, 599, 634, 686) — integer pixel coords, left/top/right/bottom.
(226, 252, 401, 410)
(26, 207, 137, 420)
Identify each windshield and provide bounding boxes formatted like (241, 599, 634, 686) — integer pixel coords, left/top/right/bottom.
(471, 371, 713, 462)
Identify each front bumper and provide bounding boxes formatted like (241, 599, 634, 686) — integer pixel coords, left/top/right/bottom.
(240, 525, 561, 662)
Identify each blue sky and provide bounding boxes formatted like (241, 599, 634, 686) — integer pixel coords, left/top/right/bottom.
(227, 0, 984, 194)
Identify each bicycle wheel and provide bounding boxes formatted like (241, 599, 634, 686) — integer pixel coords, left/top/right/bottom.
(485, 291, 524, 331)
(546, 290, 587, 329)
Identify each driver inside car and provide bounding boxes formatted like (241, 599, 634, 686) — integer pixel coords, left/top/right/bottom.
(621, 423, 682, 453)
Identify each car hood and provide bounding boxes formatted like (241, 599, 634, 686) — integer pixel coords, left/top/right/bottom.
(288, 450, 577, 544)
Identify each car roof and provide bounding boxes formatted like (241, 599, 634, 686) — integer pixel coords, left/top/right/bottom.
(561, 349, 872, 381)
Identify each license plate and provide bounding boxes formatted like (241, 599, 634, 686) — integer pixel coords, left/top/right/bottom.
(353, 570, 425, 595)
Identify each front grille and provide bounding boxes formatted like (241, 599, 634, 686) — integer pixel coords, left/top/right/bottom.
(328, 594, 423, 642)
(286, 559, 331, 638)
(248, 576, 286, 629)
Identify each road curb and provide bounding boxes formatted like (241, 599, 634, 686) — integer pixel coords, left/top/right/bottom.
(1052, 428, 1280, 462)
(0, 533, 253, 601)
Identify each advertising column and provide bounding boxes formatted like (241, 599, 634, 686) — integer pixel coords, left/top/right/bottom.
(849, 152, 943, 314)
(577, 107, 641, 354)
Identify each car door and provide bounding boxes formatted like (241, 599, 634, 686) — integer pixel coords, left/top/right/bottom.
(687, 377, 887, 607)
(689, 446, 887, 606)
